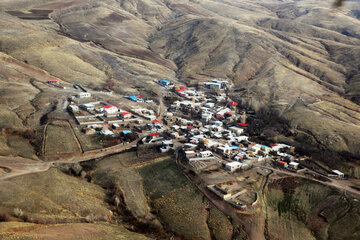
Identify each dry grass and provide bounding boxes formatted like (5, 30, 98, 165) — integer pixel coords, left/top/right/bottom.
(0, 168, 110, 220)
(0, 222, 150, 240)
(45, 124, 79, 155)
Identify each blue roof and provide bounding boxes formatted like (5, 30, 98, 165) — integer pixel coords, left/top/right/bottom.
(122, 130, 132, 135)
(127, 96, 139, 100)
(231, 146, 241, 149)
(159, 80, 170, 83)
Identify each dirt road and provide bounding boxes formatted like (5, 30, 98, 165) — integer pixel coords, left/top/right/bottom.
(253, 163, 360, 199)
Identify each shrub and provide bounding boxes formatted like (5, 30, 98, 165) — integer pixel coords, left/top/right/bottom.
(85, 214, 95, 223)
(0, 212, 9, 222)
(13, 208, 23, 218)
(22, 129, 36, 139)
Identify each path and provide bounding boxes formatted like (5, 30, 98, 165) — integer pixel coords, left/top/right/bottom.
(253, 163, 360, 199)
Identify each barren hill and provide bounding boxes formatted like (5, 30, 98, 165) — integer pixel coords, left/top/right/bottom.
(0, 0, 359, 161)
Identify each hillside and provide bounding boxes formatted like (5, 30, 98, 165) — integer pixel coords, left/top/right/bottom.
(0, 1, 359, 238)
(0, 0, 359, 162)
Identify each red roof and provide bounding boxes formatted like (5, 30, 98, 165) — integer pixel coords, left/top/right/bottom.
(119, 112, 130, 115)
(213, 128, 218, 131)
(278, 161, 287, 165)
(179, 86, 188, 89)
(225, 112, 231, 114)
(49, 79, 59, 82)
(187, 126, 195, 130)
(152, 119, 164, 123)
(180, 94, 186, 97)
(216, 114, 224, 118)
(137, 96, 144, 99)
(235, 123, 248, 127)
(149, 132, 160, 136)
(229, 102, 238, 106)
(103, 105, 117, 109)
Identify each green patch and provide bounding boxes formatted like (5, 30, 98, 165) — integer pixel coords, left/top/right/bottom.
(138, 158, 189, 200)
(139, 158, 210, 239)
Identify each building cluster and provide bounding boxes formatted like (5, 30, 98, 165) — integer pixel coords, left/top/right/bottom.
(151, 80, 303, 172)
(67, 95, 145, 138)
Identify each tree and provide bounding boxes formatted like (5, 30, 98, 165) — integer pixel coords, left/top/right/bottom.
(125, 133, 138, 142)
(106, 79, 115, 90)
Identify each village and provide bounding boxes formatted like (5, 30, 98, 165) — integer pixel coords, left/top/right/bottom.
(46, 77, 347, 211)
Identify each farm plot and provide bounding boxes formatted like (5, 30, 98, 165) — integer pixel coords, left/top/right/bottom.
(45, 124, 80, 155)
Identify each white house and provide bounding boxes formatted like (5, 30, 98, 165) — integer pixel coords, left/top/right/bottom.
(217, 146, 231, 156)
(199, 151, 213, 158)
(229, 126, 244, 136)
(332, 170, 344, 178)
(102, 105, 118, 114)
(68, 105, 79, 113)
(289, 162, 299, 169)
(80, 103, 95, 111)
(77, 92, 91, 98)
(119, 111, 132, 119)
(225, 162, 242, 172)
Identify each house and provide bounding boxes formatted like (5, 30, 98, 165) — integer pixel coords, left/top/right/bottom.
(185, 150, 196, 158)
(152, 119, 164, 128)
(201, 113, 212, 122)
(204, 102, 215, 108)
(234, 152, 247, 161)
(217, 146, 231, 156)
(199, 151, 213, 158)
(229, 126, 244, 136)
(68, 105, 79, 113)
(85, 128, 96, 135)
(122, 130, 132, 135)
(204, 82, 221, 91)
(271, 144, 290, 152)
(159, 140, 174, 153)
(228, 102, 238, 108)
(234, 123, 248, 127)
(171, 125, 180, 131)
(225, 162, 242, 172)
(250, 144, 270, 155)
(100, 130, 114, 136)
(48, 79, 59, 83)
(170, 132, 180, 139)
(277, 161, 288, 168)
(126, 96, 140, 102)
(119, 112, 132, 119)
(149, 132, 160, 139)
(332, 170, 344, 179)
(80, 103, 95, 111)
(289, 162, 299, 169)
(159, 79, 171, 87)
(77, 92, 91, 98)
(212, 79, 229, 88)
(102, 105, 118, 114)
(216, 114, 224, 120)
(184, 143, 197, 150)
(212, 121, 223, 127)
